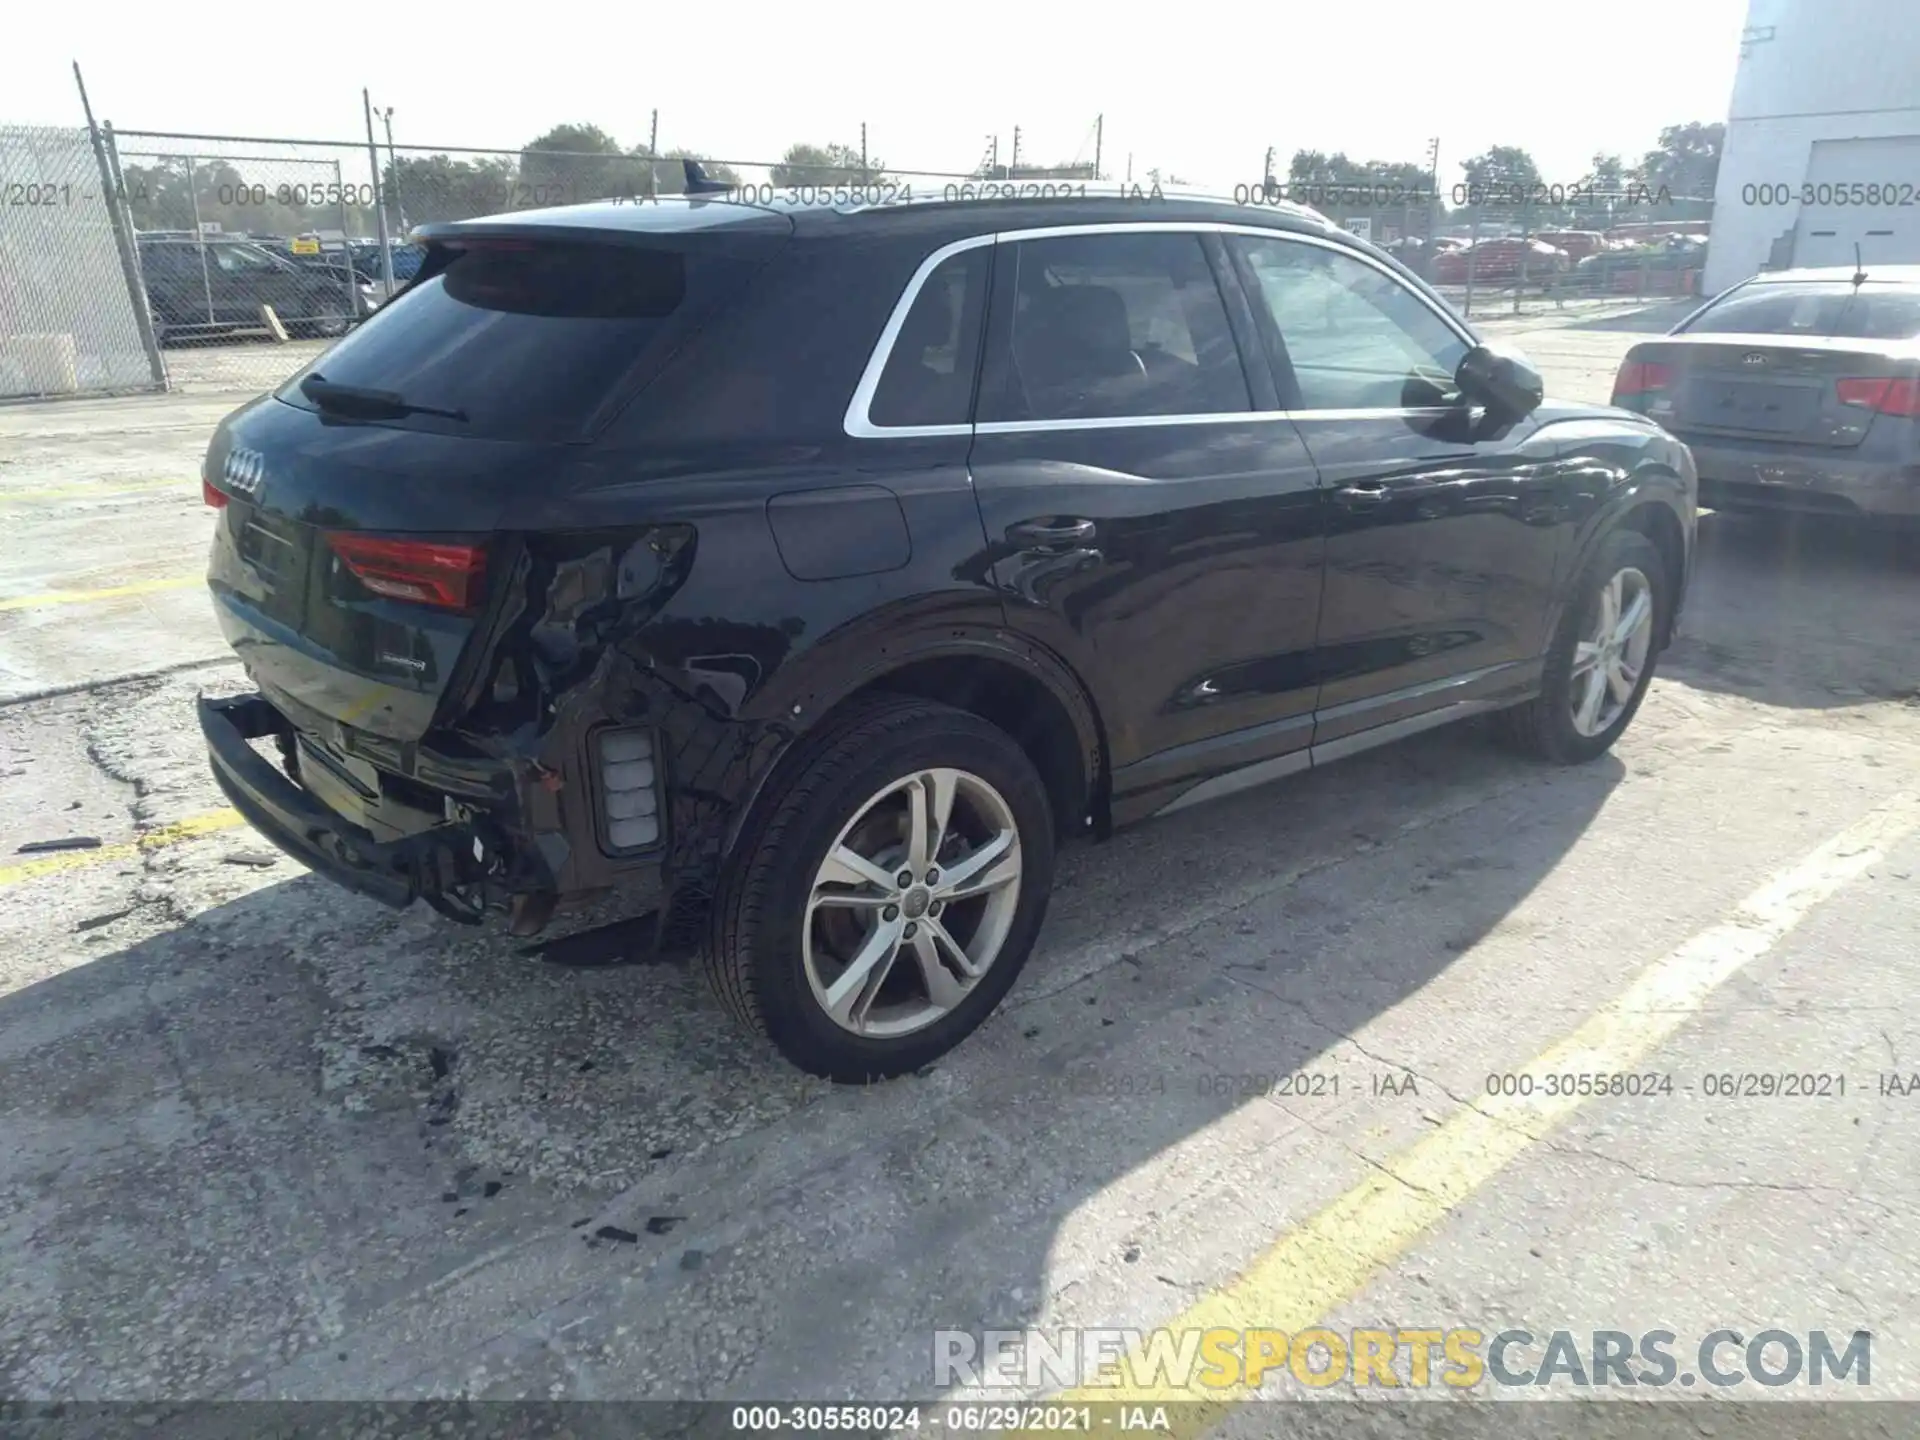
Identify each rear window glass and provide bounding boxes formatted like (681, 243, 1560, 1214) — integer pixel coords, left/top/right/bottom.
(1683, 282, 1920, 340)
(279, 241, 748, 441)
(869, 247, 990, 427)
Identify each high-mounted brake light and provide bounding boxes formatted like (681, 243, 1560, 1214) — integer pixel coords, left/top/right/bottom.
(202, 479, 228, 508)
(1836, 376, 1920, 417)
(325, 532, 488, 611)
(1612, 359, 1673, 400)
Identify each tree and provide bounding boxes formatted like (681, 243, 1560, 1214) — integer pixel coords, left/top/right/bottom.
(120, 158, 334, 239)
(382, 154, 516, 223)
(1635, 121, 1723, 199)
(518, 123, 650, 204)
(1582, 152, 1628, 194)
(1460, 145, 1543, 194)
(1287, 150, 1430, 195)
(771, 142, 884, 186)
(652, 148, 742, 193)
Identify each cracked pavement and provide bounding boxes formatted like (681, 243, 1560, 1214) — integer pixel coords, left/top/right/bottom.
(3, 311, 1920, 1418)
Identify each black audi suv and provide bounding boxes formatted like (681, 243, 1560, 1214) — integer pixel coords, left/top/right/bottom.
(196, 184, 1696, 1079)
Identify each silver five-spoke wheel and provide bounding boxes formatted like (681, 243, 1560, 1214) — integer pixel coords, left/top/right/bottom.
(803, 767, 1023, 1038)
(1569, 565, 1654, 738)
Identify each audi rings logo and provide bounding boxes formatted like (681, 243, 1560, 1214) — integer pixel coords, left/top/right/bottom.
(1742, 352, 1768, 367)
(223, 447, 266, 498)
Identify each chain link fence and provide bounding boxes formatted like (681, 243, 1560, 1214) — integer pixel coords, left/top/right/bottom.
(2, 119, 1723, 401)
(0, 124, 163, 399)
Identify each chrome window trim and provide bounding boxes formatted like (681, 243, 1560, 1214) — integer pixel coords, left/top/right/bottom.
(842, 221, 1480, 440)
(843, 233, 997, 439)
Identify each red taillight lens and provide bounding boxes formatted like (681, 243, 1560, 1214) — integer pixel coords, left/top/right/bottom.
(1836, 376, 1920, 417)
(324, 533, 488, 611)
(1613, 359, 1673, 399)
(202, 479, 228, 508)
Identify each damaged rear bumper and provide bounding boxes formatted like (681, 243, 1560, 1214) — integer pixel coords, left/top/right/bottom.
(199, 693, 472, 910)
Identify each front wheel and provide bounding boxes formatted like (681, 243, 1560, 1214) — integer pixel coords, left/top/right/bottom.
(1496, 528, 1668, 764)
(705, 696, 1056, 1081)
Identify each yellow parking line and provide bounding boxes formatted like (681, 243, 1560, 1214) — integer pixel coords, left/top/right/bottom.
(0, 575, 201, 612)
(1039, 790, 1920, 1433)
(0, 808, 246, 887)
(0, 480, 190, 503)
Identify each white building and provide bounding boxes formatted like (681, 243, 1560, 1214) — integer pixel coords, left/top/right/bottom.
(1706, 0, 1920, 294)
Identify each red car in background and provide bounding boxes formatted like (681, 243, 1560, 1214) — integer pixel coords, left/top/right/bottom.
(1536, 230, 1606, 262)
(1432, 238, 1570, 285)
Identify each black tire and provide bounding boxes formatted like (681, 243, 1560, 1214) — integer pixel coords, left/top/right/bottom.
(289, 315, 348, 341)
(705, 695, 1056, 1081)
(1496, 528, 1669, 764)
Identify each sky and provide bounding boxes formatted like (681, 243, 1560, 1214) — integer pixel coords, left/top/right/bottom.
(13, 0, 1752, 189)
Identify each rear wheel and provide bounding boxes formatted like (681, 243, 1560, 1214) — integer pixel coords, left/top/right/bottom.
(1496, 529, 1667, 764)
(705, 696, 1055, 1081)
(289, 314, 349, 341)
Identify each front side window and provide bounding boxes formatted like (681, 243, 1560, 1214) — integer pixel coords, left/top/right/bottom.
(981, 231, 1250, 422)
(868, 245, 990, 427)
(1233, 237, 1469, 410)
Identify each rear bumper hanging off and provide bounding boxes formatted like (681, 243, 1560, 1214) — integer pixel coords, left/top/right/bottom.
(198, 692, 475, 911)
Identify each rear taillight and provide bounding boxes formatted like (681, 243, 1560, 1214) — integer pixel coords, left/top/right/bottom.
(325, 533, 487, 611)
(202, 479, 228, 508)
(1613, 358, 1673, 401)
(1835, 376, 1920, 417)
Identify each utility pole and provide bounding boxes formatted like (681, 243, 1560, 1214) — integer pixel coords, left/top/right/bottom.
(1424, 135, 1443, 280)
(1126, 152, 1132, 184)
(861, 122, 869, 182)
(380, 106, 401, 232)
(649, 108, 660, 196)
(362, 89, 396, 298)
(1093, 114, 1103, 181)
(1263, 145, 1276, 199)
(989, 135, 999, 177)
(1010, 126, 1021, 179)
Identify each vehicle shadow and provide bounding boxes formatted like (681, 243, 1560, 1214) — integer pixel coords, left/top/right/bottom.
(0, 719, 1625, 1412)
(1665, 509, 1920, 709)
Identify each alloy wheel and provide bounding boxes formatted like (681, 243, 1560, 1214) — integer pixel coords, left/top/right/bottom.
(1569, 565, 1654, 737)
(802, 767, 1023, 1039)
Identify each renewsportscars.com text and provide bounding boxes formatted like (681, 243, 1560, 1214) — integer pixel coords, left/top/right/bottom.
(933, 1326, 1872, 1391)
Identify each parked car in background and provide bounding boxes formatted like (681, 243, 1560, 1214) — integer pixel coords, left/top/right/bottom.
(1432, 238, 1570, 285)
(138, 234, 360, 344)
(1573, 235, 1707, 295)
(267, 239, 383, 320)
(1613, 264, 1920, 520)
(1536, 230, 1606, 263)
(195, 188, 1694, 1078)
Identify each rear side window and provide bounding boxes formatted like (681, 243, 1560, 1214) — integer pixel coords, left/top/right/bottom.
(980, 232, 1250, 422)
(869, 246, 990, 427)
(1682, 282, 1920, 340)
(279, 240, 754, 441)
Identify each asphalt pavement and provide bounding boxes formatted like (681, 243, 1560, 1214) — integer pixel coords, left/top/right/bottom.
(2, 303, 1917, 1434)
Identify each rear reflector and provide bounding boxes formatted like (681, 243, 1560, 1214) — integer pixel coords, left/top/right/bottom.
(202, 479, 228, 508)
(1835, 376, 1920, 417)
(324, 532, 487, 611)
(1613, 359, 1673, 400)
(596, 728, 661, 851)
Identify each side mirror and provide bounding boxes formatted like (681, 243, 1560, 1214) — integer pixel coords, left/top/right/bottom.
(1455, 343, 1544, 419)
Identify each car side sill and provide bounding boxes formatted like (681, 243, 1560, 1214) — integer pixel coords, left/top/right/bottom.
(1151, 694, 1513, 819)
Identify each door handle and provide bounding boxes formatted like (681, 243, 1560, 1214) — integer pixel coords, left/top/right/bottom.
(1332, 483, 1392, 509)
(1006, 517, 1098, 549)
(1334, 480, 1446, 509)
